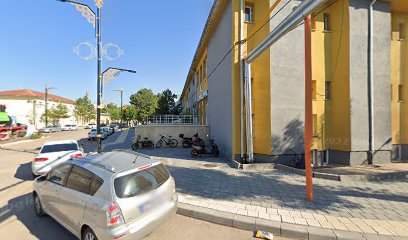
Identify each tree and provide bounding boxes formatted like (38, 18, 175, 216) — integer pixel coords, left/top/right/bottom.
(171, 101, 183, 115)
(155, 89, 177, 115)
(129, 88, 158, 122)
(103, 103, 121, 121)
(42, 103, 69, 124)
(123, 105, 138, 124)
(74, 95, 95, 124)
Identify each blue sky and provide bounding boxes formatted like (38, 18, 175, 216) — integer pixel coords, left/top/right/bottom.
(0, 0, 213, 105)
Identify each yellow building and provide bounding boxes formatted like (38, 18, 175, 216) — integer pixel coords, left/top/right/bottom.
(180, 0, 408, 165)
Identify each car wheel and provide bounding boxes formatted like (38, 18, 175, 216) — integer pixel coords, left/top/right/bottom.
(82, 227, 98, 240)
(33, 193, 46, 217)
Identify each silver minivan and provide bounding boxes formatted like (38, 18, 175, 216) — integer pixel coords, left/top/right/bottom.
(33, 150, 178, 240)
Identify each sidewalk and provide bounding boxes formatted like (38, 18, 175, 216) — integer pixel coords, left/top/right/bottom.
(139, 148, 408, 240)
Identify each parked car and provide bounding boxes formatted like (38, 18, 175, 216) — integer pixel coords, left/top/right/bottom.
(102, 126, 113, 136)
(88, 129, 108, 140)
(39, 125, 61, 133)
(120, 123, 128, 129)
(61, 125, 72, 131)
(109, 124, 119, 133)
(32, 150, 178, 240)
(85, 123, 96, 129)
(62, 124, 79, 131)
(32, 140, 84, 178)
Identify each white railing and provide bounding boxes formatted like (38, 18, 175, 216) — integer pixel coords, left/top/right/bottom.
(145, 115, 202, 125)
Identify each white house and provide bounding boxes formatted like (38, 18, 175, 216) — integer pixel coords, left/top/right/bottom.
(0, 89, 77, 129)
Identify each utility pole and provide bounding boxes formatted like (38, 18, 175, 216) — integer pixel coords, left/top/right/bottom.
(304, 14, 314, 202)
(44, 86, 55, 126)
(96, 5, 102, 153)
(113, 89, 124, 129)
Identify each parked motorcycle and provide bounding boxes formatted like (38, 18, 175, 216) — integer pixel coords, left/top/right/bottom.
(179, 132, 202, 148)
(191, 137, 220, 157)
(132, 135, 154, 150)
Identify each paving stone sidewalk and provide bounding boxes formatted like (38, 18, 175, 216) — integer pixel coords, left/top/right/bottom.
(138, 148, 408, 238)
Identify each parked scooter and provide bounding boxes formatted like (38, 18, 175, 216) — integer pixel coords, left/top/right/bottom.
(191, 136, 220, 157)
(179, 132, 202, 148)
(132, 135, 154, 150)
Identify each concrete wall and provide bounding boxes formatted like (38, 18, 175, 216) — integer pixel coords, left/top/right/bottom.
(207, 0, 233, 159)
(270, 0, 305, 159)
(348, 0, 391, 164)
(134, 125, 209, 146)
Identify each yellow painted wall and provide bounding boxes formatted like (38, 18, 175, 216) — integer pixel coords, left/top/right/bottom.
(239, 0, 272, 155)
(391, 11, 408, 144)
(311, 0, 351, 151)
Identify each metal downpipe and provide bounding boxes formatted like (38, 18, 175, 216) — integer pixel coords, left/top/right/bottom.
(368, 0, 376, 164)
(240, 0, 245, 161)
(245, 61, 254, 162)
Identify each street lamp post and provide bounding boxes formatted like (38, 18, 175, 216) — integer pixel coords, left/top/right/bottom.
(44, 86, 56, 126)
(58, 0, 135, 153)
(113, 89, 123, 128)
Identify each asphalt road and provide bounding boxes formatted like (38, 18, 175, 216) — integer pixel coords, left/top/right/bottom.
(0, 129, 294, 240)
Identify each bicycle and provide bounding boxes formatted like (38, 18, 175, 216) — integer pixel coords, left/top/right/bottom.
(289, 149, 305, 169)
(156, 134, 178, 148)
(131, 135, 154, 150)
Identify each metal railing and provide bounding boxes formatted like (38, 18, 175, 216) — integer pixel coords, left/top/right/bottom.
(145, 115, 202, 125)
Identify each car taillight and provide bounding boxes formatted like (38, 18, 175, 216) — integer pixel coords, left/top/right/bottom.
(106, 203, 124, 226)
(70, 153, 83, 158)
(34, 157, 48, 162)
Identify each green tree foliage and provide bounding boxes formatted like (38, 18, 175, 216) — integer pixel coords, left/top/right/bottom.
(123, 105, 138, 124)
(103, 103, 121, 121)
(129, 88, 158, 122)
(42, 103, 70, 124)
(155, 89, 178, 115)
(74, 95, 95, 124)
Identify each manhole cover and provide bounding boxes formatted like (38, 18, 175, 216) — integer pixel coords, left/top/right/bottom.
(202, 163, 218, 168)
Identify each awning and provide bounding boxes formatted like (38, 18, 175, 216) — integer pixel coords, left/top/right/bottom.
(0, 112, 10, 122)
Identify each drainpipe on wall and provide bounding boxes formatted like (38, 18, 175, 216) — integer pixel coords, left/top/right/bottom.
(368, 0, 377, 165)
(240, 0, 245, 162)
(244, 60, 254, 162)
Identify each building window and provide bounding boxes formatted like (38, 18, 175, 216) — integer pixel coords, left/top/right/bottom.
(399, 23, 405, 40)
(323, 13, 330, 32)
(398, 84, 404, 102)
(203, 59, 207, 78)
(325, 81, 331, 100)
(312, 80, 317, 99)
(245, 5, 253, 23)
(193, 78, 195, 85)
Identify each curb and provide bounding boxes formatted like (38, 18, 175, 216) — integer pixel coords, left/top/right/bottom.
(275, 164, 341, 181)
(176, 203, 405, 240)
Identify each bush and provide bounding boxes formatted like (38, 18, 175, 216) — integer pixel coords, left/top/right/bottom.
(18, 131, 27, 138)
(29, 132, 42, 139)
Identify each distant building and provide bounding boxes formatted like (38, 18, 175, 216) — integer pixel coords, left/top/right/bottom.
(0, 89, 77, 129)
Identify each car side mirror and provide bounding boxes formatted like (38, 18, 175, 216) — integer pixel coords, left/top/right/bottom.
(37, 175, 47, 182)
(49, 175, 61, 182)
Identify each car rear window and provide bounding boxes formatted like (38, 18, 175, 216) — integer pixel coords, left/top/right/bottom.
(114, 164, 170, 198)
(41, 143, 78, 153)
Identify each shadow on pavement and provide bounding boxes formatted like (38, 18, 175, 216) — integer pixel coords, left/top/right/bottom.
(0, 193, 75, 240)
(168, 165, 408, 220)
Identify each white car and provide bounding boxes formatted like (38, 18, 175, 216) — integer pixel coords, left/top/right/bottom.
(85, 123, 96, 129)
(61, 125, 72, 131)
(88, 129, 108, 140)
(102, 126, 113, 136)
(32, 140, 84, 178)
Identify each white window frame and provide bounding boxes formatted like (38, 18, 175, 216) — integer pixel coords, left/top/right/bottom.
(245, 5, 253, 23)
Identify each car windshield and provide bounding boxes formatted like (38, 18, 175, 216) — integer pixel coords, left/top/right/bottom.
(114, 164, 170, 198)
(90, 129, 97, 132)
(40, 143, 78, 153)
